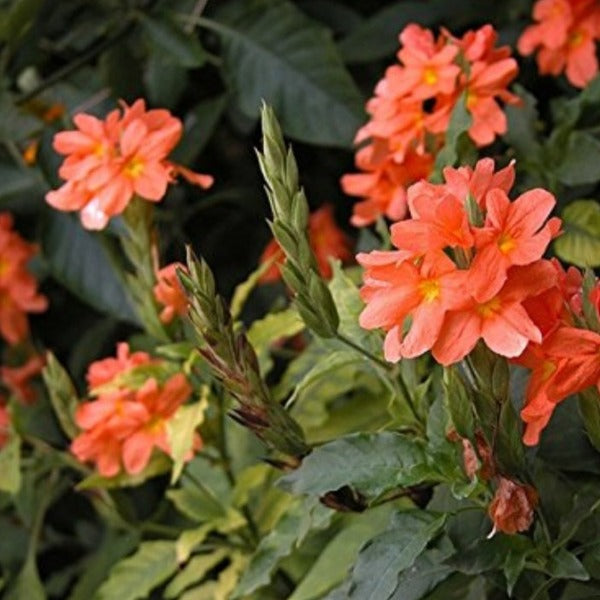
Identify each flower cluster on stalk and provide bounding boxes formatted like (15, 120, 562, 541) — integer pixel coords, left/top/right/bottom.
(342, 24, 519, 227)
(71, 343, 200, 477)
(46, 99, 213, 230)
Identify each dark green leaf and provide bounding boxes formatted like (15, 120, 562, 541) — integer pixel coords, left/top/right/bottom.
(557, 133, 600, 186)
(278, 432, 428, 498)
(545, 548, 589, 581)
(444, 367, 474, 440)
(212, 0, 364, 147)
(349, 511, 447, 600)
(495, 399, 526, 475)
(42, 353, 79, 440)
(434, 94, 473, 172)
(139, 12, 206, 68)
(42, 212, 139, 324)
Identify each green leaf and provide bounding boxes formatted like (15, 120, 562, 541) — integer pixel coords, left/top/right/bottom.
(164, 549, 229, 599)
(389, 543, 454, 600)
(167, 390, 209, 483)
(233, 498, 330, 597)
(42, 212, 139, 324)
(555, 200, 600, 268)
(247, 308, 305, 375)
(231, 259, 277, 320)
(167, 486, 229, 523)
(289, 504, 395, 600)
(337, 0, 449, 63)
(145, 52, 188, 109)
(67, 531, 140, 600)
(0, 0, 43, 45)
(212, 0, 364, 147)
(96, 541, 178, 600)
(504, 85, 541, 159)
(139, 12, 206, 68)
(0, 428, 21, 495)
(545, 548, 590, 581)
(349, 511, 447, 600)
(444, 367, 474, 440)
(42, 353, 79, 440)
(6, 554, 45, 600)
(578, 388, 600, 453)
(278, 432, 428, 498)
(557, 133, 600, 186)
(494, 399, 526, 475)
(434, 94, 473, 172)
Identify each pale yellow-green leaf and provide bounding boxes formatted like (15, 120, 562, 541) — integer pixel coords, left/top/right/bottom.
(168, 389, 209, 484)
(165, 549, 229, 598)
(42, 352, 79, 439)
(176, 524, 213, 564)
(0, 428, 21, 494)
(232, 464, 271, 508)
(95, 541, 178, 600)
(555, 200, 600, 267)
(230, 258, 276, 320)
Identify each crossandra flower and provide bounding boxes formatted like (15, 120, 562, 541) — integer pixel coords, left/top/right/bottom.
(1, 354, 46, 404)
(342, 24, 518, 227)
(518, 0, 600, 87)
(71, 343, 200, 477)
(153, 262, 189, 324)
(488, 477, 538, 535)
(259, 204, 352, 283)
(0, 213, 47, 345)
(46, 99, 214, 230)
(357, 159, 562, 366)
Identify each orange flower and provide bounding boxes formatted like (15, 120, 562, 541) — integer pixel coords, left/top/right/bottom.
(71, 344, 198, 477)
(259, 205, 352, 283)
(1, 354, 45, 404)
(488, 477, 538, 535)
(153, 263, 188, 324)
(343, 24, 518, 227)
(518, 0, 600, 87)
(0, 400, 9, 449)
(47, 99, 213, 230)
(341, 146, 434, 226)
(86, 342, 154, 389)
(0, 213, 47, 345)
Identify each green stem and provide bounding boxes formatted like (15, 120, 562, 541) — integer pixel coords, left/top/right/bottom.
(335, 332, 391, 371)
(530, 577, 557, 600)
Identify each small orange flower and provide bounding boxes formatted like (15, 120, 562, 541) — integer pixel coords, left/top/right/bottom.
(47, 99, 213, 230)
(488, 477, 538, 535)
(0, 213, 47, 345)
(153, 263, 188, 324)
(71, 343, 199, 477)
(1, 354, 45, 404)
(518, 0, 600, 87)
(259, 205, 352, 283)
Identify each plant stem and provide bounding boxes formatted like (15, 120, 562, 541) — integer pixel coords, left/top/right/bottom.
(334, 332, 391, 371)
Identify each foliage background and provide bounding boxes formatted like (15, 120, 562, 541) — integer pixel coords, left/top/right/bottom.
(3, 0, 600, 599)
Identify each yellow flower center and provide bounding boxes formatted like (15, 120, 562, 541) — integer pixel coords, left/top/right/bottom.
(569, 30, 584, 47)
(498, 233, 516, 254)
(542, 360, 557, 381)
(477, 296, 501, 318)
(124, 156, 145, 178)
(419, 278, 441, 303)
(466, 91, 478, 108)
(423, 67, 439, 85)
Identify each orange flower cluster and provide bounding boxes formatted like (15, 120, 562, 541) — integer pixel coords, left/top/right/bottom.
(153, 262, 189, 324)
(259, 204, 353, 283)
(0, 213, 47, 346)
(46, 99, 214, 230)
(516, 265, 600, 445)
(358, 158, 561, 367)
(518, 0, 600, 88)
(71, 343, 199, 477)
(342, 24, 519, 227)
